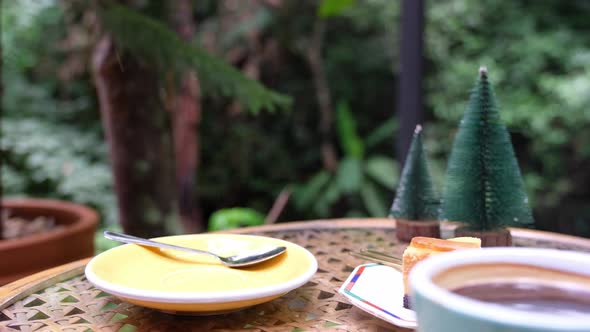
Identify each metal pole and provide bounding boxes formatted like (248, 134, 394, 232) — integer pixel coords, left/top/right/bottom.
(397, 0, 425, 165)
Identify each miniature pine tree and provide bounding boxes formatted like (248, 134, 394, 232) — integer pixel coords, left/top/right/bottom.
(440, 66, 534, 233)
(390, 125, 439, 220)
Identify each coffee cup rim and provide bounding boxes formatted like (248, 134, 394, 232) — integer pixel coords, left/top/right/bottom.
(410, 248, 590, 329)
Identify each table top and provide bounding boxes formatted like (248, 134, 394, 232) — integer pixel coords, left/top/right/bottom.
(2, 218, 590, 332)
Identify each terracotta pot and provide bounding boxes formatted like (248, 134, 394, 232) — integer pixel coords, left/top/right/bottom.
(0, 198, 98, 285)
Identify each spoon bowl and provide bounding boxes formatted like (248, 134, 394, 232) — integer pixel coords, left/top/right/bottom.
(104, 231, 286, 267)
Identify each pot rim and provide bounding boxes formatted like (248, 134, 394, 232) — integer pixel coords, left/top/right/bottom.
(0, 198, 98, 250)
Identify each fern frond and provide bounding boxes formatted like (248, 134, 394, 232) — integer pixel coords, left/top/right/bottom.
(99, 4, 291, 114)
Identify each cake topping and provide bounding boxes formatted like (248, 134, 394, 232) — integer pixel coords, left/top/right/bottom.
(409, 236, 481, 251)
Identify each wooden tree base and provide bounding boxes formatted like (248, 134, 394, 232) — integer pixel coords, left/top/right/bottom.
(395, 219, 440, 242)
(454, 226, 512, 247)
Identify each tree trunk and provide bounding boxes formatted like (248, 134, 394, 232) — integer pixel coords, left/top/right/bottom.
(92, 36, 181, 238)
(166, 0, 204, 233)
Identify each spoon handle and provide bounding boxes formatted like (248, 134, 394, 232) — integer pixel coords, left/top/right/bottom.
(103, 231, 219, 259)
(350, 250, 402, 272)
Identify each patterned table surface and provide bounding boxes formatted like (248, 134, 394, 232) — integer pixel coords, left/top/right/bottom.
(2, 218, 590, 332)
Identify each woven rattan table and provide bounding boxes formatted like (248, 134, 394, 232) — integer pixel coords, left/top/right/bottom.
(2, 218, 590, 332)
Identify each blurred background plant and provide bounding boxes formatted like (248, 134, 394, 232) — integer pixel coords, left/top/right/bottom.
(2, 0, 590, 245)
(291, 101, 399, 218)
(2, 0, 117, 240)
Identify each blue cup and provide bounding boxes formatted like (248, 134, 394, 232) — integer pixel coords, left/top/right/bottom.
(410, 248, 590, 332)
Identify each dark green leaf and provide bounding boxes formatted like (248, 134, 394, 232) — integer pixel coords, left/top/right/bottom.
(336, 158, 363, 193)
(313, 180, 341, 217)
(336, 101, 364, 158)
(365, 118, 398, 148)
(208, 208, 265, 231)
(294, 171, 332, 209)
(365, 156, 399, 189)
(360, 181, 388, 217)
(318, 0, 356, 18)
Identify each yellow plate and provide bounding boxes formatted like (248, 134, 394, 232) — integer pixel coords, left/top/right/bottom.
(85, 234, 317, 314)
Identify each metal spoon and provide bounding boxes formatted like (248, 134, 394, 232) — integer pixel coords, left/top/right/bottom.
(350, 248, 402, 271)
(104, 231, 287, 268)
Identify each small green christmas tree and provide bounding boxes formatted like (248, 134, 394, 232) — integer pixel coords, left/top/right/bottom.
(390, 125, 439, 219)
(440, 66, 533, 244)
(390, 125, 440, 241)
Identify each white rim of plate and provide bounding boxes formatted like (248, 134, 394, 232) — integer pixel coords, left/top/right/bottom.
(338, 264, 417, 328)
(85, 234, 318, 304)
(410, 247, 590, 330)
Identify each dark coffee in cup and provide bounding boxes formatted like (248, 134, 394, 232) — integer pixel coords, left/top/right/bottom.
(433, 262, 590, 318)
(451, 282, 590, 318)
(410, 248, 590, 332)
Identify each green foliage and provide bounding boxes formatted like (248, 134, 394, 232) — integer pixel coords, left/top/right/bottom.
(3, 1, 59, 74)
(194, 0, 400, 222)
(336, 102, 364, 159)
(440, 68, 534, 230)
(208, 208, 265, 231)
(6, 0, 590, 238)
(425, 0, 590, 218)
(2, 1, 116, 227)
(292, 102, 399, 218)
(390, 125, 439, 220)
(2, 1, 93, 122)
(365, 156, 399, 189)
(100, 4, 291, 114)
(336, 158, 363, 193)
(318, 0, 356, 18)
(2, 118, 117, 227)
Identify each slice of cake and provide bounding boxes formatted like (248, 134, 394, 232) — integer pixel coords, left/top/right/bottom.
(402, 236, 481, 308)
